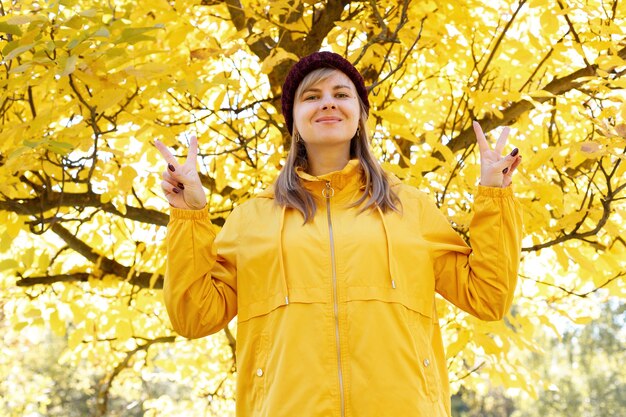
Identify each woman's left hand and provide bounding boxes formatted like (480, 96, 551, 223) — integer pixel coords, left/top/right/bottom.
(473, 121, 522, 188)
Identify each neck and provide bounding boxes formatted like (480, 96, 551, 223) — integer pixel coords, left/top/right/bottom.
(305, 144, 351, 176)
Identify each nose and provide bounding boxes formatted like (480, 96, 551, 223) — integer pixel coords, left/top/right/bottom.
(321, 95, 336, 110)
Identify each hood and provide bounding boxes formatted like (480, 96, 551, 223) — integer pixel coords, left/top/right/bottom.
(256, 159, 402, 199)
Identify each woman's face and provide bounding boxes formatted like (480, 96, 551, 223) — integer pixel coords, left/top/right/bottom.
(292, 70, 361, 151)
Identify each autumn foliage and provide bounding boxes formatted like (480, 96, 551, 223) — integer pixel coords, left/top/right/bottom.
(0, 0, 625, 415)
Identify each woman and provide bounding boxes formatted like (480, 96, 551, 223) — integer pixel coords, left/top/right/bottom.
(156, 51, 523, 417)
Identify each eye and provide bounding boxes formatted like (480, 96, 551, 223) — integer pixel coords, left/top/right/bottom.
(336, 92, 350, 98)
(303, 95, 318, 101)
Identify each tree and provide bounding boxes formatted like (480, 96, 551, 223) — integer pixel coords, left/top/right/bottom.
(1, 0, 625, 414)
(451, 300, 626, 417)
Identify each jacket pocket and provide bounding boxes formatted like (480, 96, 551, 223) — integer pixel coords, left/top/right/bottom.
(251, 331, 269, 411)
(406, 309, 441, 401)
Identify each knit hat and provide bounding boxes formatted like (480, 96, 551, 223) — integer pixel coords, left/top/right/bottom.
(281, 51, 370, 135)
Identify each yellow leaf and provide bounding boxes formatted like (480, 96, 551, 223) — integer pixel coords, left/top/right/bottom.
(25, 307, 41, 318)
(539, 316, 561, 339)
(474, 333, 500, 355)
(525, 147, 557, 171)
(112, 196, 127, 215)
(49, 309, 66, 337)
(118, 166, 137, 193)
(23, 247, 35, 269)
(91, 28, 110, 38)
(59, 54, 79, 77)
(540, 10, 560, 32)
(78, 8, 98, 17)
(115, 319, 133, 342)
(0, 22, 22, 37)
(552, 245, 570, 270)
(5, 15, 38, 25)
(91, 88, 127, 113)
(446, 329, 470, 358)
(37, 252, 50, 272)
(14, 321, 28, 332)
(190, 48, 219, 61)
(68, 328, 85, 350)
(101, 192, 112, 204)
(124, 62, 169, 79)
(213, 89, 227, 111)
(154, 358, 177, 373)
(4, 42, 35, 61)
(377, 108, 408, 126)
(260, 48, 299, 74)
(564, 246, 597, 274)
(0, 259, 19, 272)
(70, 303, 86, 323)
(595, 55, 626, 71)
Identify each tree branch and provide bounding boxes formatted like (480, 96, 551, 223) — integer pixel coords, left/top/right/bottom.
(475, 0, 529, 88)
(17, 223, 165, 289)
(16, 273, 91, 286)
(302, 0, 352, 54)
(0, 191, 170, 226)
(523, 178, 626, 252)
(96, 336, 177, 417)
(449, 44, 626, 154)
(521, 271, 625, 298)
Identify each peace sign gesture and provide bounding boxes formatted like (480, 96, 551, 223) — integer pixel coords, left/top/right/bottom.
(473, 121, 522, 188)
(154, 137, 207, 210)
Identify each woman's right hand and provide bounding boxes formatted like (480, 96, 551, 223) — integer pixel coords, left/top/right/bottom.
(154, 136, 207, 210)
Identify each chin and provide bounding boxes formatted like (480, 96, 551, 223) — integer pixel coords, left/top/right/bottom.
(308, 136, 353, 146)
(304, 130, 354, 142)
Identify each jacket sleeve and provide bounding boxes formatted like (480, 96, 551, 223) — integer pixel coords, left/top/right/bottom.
(163, 206, 240, 338)
(424, 185, 523, 321)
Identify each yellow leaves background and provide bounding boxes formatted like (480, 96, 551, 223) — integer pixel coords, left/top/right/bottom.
(0, 0, 625, 415)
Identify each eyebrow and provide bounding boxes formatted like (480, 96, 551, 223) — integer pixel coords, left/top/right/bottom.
(302, 85, 354, 94)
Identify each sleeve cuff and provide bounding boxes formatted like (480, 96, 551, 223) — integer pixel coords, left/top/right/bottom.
(169, 206, 210, 220)
(477, 185, 513, 198)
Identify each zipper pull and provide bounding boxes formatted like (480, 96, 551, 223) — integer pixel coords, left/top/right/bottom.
(322, 181, 335, 199)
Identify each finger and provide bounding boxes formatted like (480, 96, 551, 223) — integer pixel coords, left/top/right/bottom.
(154, 139, 180, 168)
(185, 136, 198, 165)
(502, 156, 522, 187)
(162, 171, 181, 187)
(473, 121, 490, 153)
(161, 180, 181, 195)
(494, 127, 510, 155)
(507, 155, 522, 174)
(493, 154, 517, 171)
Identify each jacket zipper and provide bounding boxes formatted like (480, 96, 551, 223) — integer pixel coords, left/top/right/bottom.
(323, 181, 345, 417)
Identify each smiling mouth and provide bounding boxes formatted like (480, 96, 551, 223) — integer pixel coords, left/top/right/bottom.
(315, 118, 342, 123)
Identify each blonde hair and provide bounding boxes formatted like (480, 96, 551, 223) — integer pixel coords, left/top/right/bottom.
(274, 68, 400, 222)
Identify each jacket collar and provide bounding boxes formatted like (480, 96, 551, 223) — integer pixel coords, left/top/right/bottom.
(296, 159, 363, 194)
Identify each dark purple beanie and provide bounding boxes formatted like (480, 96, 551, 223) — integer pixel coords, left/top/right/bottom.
(281, 51, 370, 135)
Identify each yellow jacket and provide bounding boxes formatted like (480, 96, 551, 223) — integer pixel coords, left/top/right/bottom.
(163, 160, 523, 417)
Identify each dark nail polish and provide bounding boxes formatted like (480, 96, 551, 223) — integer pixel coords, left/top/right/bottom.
(168, 164, 175, 172)
(510, 148, 519, 157)
(178, 183, 185, 190)
(502, 167, 509, 174)
(173, 187, 180, 194)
